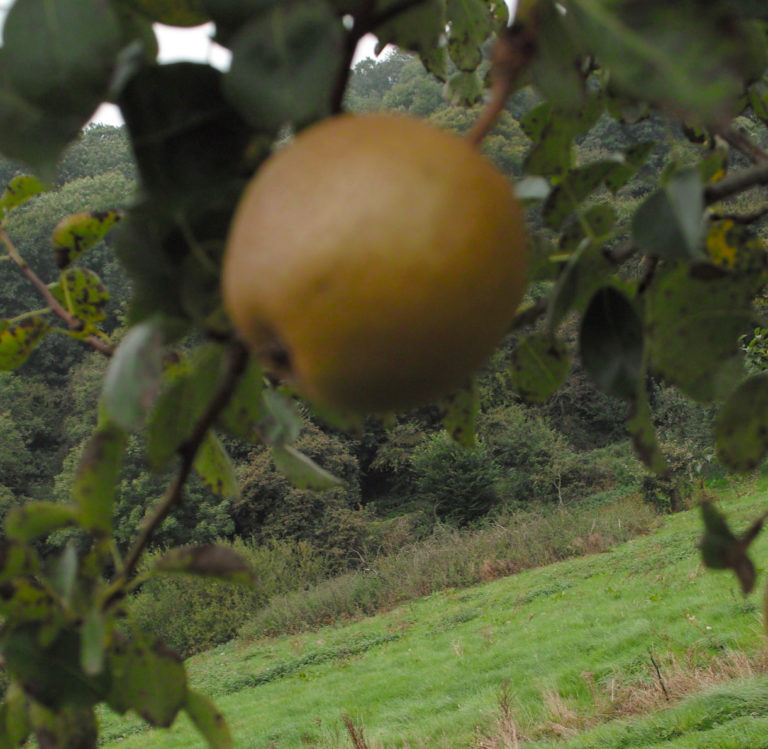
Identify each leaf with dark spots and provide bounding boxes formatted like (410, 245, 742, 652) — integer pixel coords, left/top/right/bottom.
(0, 174, 48, 220)
(52, 268, 110, 327)
(645, 263, 754, 402)
(3, 624, 111, 709)
(5, 502, 78, 543)
(107, 637, 187, 727)
(0, 317, 49, 371)
(52, 210, 122, 269)
(184, 689, 232, 749)
(153, 545, 253, 585)
(194, 431, 241, 499)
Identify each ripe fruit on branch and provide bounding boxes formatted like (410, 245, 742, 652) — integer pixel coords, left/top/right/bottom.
(222, 113, 528, 414)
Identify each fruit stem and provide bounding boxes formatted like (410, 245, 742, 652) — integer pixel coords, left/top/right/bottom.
(466, 20, 539, 148)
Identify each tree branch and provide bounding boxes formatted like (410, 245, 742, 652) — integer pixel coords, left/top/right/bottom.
(105, 341, 250, 603)
(704, 162, 768, 204)
(0, 228, 114, 357)
(717, 126, 768, 165)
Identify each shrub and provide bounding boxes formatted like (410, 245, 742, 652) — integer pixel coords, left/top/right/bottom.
(129, 538, 329, 657)
(411, 433, 500, 525)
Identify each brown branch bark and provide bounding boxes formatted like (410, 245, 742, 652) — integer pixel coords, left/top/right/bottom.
(466, 20, 539, 148)
(704, 162, 768, 204)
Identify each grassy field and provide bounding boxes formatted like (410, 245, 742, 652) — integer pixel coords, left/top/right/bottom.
(100, 478, 768, 748)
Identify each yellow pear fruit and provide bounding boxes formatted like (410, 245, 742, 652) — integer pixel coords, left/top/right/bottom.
(222, 113, 528, 414)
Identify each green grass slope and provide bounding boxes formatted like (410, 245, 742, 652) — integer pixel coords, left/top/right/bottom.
(100, 480, 768, 748)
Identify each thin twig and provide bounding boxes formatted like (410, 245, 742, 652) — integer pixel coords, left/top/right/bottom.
(718, 126, 768, 165)
(105, 341, 250, 603)
(0, 227, 114, 356)
(709, 206, 768, 224)
(704, 162, 768, 204)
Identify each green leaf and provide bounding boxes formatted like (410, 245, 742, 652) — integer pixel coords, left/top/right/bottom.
(0, 317, 49, 371)
(53, 268, 110, 328)
(107, 637, 187, 727)
(565, 0, 758, 122)
(580, 287, 643, 400)
(443, 71, 484, 107)
(3, 0, 123, 116)
(119, 0, 209, 26)
(4, 624, 110, 709)
(632, 169, 705, 261)
(0, 683, 30, 748)
(28, 703, 98, 749)
(603, 142, 656, 193)
(0, 579, 54, 623)
(0, 541, 39, 584)
(627, 386, 667, 474)
(374, 0, 447, 80)
(528, 0, 588, 111)
(439, 379, 479, 448)
(0, 175, 48, 221)
(73, 423, 127, 535)
(80, 609, 107, 677)
(0, 85, 82, 176)
(715, 374, 768, 472)
(559, 204, 616, 252)
(52, 210, 122, 269)
(272, 444, 344, 490)
(224, 0, 344, 133)
(194, 432, 241, 499)
(147, 344, 226, 472)
(260, 389, 302, 445)
(217, 357, 265, 440)
(520, 101, 552, 139)
(100, 318, 165, 431)
(510, 333, 571, 404)
(48, 543, 78, 603)
(5, 502, 78, 543)
(546, 243, 614, 332)
(645, 263, 754, 402)
(705, 219, 768, 277)
(118, 63, 252, 200)
(524, 116, 574, 177)
(153, 545, 253, 585)
(446, 0, 493, 72)
(543, 160, 619, 230)
(185, 689, 233, 749)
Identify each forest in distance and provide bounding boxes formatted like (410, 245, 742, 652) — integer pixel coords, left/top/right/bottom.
(0, 48, 757, 660)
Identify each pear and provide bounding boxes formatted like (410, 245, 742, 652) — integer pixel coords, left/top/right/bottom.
(222, 113, 528, 414)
